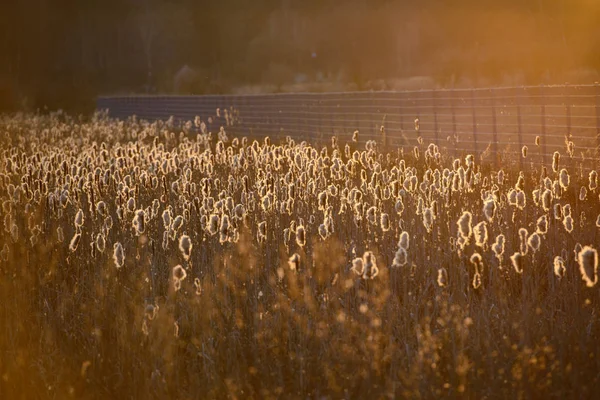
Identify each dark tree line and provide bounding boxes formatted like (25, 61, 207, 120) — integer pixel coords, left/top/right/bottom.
(0, 0, 598, 112)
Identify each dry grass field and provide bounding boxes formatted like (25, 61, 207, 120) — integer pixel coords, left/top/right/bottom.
(0, 112, 599, 399)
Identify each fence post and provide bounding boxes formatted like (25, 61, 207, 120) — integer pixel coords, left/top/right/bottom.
(491, 88, 498, 168)
(451, 88, 457, 146)
(540, 85, 547, 167)
(516, 87, 524, 172)
(595, 82, 600, 152)
(433, 89, 439, 145)
(370, 92, 376, 139)
(565, 91, 572, 136)
(399, 93, 404, 132)
(471, 89, 478, 156)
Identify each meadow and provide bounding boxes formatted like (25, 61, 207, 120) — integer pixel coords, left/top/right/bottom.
(0, 112, 599, 399)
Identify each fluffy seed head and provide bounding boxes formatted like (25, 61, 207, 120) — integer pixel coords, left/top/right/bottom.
(563, 215, 574, 233)
(579, 186, 587, 201)
(559, 169, 570, 189)
(457, 211, 473, 241)
(179, 235, 192, 261)
(208, 214, 219, 235)
(553, 256, 566, 279)
(398, 231, 410, 250)
(483, 198, 496, 222)
(69, 232, 81, 252)
(552, 152, 560, 173)
(473, 221, 488, 248)
(527, 233, 541, 253)
(437, 268, 448, 287)
(380, 213, 390, 232)
(74, 209, 84, 228)
(96, 233, 106, 253)
(492, 234, 505, 261)
(589, 170, 598, 191)
(577, 246, 598, 287)
(361, 251, 379, 279)
(288, 253, 300, 271)
(519, 228, 528, 255)
(393, 247, 408, 267)
(536, 215, 548, 235)
(295, 225, 306, 247)
(113, 242, 125, 269)
(510, 252, 523, 274)
(172, 265, 187, 291)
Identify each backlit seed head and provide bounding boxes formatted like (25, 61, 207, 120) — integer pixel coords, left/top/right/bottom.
(579, 186, 587, 201)
(393, 247, 408, 267)
(162, 209, 172, 230)
(113, 242, 125, 269)
(219, 214, 230, 236)
(563, 215, 574, 233)
(519, 228, 528, 255)
(423, 208, 433, 232)
(96, 201, 107, 216)
(361, 251, 379, 279)
(521, 146, 528, 158)
(492, 234, 505, 261)
(172, 265, 187, 291)
(510, 252, 523, 274)
(483, 198, 496, 222)
(577, 246, 598, 287)
(69, 232, 81, 252)
(437, 267, 448, 287)
(535, 136, 540, 146)
(127, 197, 136, 213)
(527, 233, 541, 253)
(553, 256, 566, 279)
(288, 253, 300, 271)
(541, 189, 552, 211)
(472, 271, 482, 289)
(516, 190, 526, 210)
(457, 211, 473, 241)
(589, 170, 598, 191)
(179, 235, 192, 261)
(552, 152, 560, 173)
(380, 213, 390, 232)
(559, 169, 569, 189)
(74, 208, 84, 227)
(536, 215, 548, 235)
(470, 253, 483, 270)
(132, 210, 145, 235)
(553, 203, 562, 220)
(296, 225, 306, 247)
(96, 233, 106, 253)
(234, 204, 245, 219)
(398, 231, 410, 251)
(473, 221, 488, 248)
(351, 257, 364, 276)
(208, 214, 219, 235)
(258, 221, 267, 242)
(497, 170, 504, 185)
(366, 206, 377, 225)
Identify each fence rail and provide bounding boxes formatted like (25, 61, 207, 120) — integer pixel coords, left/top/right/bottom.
(98, 84, 600, 169)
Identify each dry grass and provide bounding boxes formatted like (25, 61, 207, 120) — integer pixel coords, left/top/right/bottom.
(0, 112, 599, 399)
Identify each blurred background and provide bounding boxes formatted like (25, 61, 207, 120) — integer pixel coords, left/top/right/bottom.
(0, 0, 598, 113)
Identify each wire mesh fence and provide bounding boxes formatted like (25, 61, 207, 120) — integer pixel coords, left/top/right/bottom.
(98, 84, 600, 170)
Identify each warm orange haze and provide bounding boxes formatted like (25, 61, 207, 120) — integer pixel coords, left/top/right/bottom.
(1, 1, 600, 111)
(1, 0, 600, 399)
